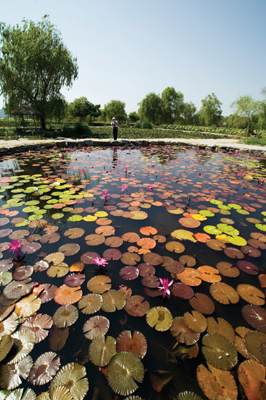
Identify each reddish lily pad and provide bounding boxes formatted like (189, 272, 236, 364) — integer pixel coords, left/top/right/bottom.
(236, 260, 259, 275)
(125, 295, 150, 317)
(21, 242, 41, 254)
(172, 282, 195, 299)
(64, 273, 86, 287)
(138, 263, 156, 277)
(242, 305, 266, 332)
(102, 248, 122, 260)
(104, 236, 123, 248)
(241, 245, 261, 258)
(141, 275, 159, 288)
(142, 252, 163, 266)
(224, 247, 244, 259)
(40, 233, 60, 244)
(80, 252, 100, 264)
(12, 266, 34, 281)
(120, 266, 139, 281)
(189, 293, 215, 315)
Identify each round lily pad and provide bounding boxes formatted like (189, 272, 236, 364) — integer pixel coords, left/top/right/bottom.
(202, 333, 238, 370)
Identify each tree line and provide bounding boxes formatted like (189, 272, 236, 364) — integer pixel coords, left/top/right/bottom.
(0, 16, 266, 131)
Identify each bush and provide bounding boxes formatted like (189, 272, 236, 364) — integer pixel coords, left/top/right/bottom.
(62, 123, 92, 138)
(141, 121, 153, 129)
(134, 122, 142, 129)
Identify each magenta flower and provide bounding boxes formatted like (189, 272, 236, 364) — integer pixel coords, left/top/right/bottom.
(121, 184, 128, 192)
(93, 257, 108, 266)
(8, 240, 22, 257)
(237, 172, 242, 177)
(101, 191, 110, 201)
(59, 158, 63, 162)
(124, 166, 127, 173)
(148, 184, 153, 191)
(158, 278, 174, 298)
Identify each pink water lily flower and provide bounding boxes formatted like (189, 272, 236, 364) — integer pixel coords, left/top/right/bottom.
(124, 166, 127, 173)
(121, 184, 128, 192)
(101, 191, 110, 201)
(93, 257, 108, 266)
(8, 240, 22, 257)
(148, 184, 153, 191)
(158, 278, 174, 298)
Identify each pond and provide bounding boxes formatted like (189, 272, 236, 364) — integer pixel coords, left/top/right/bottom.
(0, 144, 266, 400)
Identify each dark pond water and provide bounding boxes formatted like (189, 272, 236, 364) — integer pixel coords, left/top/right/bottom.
(0, 144, 266, 400)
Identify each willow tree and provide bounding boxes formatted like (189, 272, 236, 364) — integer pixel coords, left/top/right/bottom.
(0, 16, 78, 129)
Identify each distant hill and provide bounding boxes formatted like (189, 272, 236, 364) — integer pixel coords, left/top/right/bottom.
(0, 109, 6, 118)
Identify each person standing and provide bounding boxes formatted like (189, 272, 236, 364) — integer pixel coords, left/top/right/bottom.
(111, 117, 118, 140)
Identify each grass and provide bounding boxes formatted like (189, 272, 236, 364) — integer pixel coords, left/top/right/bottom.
(243, 137, 266, 146)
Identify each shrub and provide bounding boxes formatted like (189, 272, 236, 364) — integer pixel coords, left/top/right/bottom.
(141, 121, 153, 129)
(134, 122, 142, 129)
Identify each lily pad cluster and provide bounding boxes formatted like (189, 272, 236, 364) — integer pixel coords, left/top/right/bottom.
(0, 146, 265, 399)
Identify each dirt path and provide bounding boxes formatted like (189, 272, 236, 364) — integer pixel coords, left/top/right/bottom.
(0, 137, 265, 152)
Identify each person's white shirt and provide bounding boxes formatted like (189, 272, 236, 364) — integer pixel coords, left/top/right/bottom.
(111, 119, 118, 128)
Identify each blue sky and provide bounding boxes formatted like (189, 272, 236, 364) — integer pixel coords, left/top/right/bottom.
(0, 0, 265, 116)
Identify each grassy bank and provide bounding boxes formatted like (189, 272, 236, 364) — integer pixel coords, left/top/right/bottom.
(243, 137, 266, 146)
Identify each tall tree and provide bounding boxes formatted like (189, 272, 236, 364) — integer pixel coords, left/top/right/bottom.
(103, 100, 127, 122)
(230, 95, 261, 132)
(198, 93, 223, 126)
(0, 16, 78, 129)
(138, 93, 163, 124)
(128, 111, 140, 123)
(70, 97, 100, 122)
(180, 102, 197, 125)
(161, 87, 184, 124)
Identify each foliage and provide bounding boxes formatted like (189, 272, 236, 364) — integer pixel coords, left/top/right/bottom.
(198, 93, 223, 126)
(89, 126, 230, 140)
(0, 15, 78, 129)
(62, 123, 92, 138)
(138, 92, 163, 124)
(224, 114, 249, 129)
(128, 111, 140, 123)
(180, 102, 198, 125)
(103, 100, 127, 123)
(69, 97, 100, 122)
(161, 87, 184, 124)
(243, 137, 266, 146)
(230, 96, 262, 131)
(141, 121, 153, 129)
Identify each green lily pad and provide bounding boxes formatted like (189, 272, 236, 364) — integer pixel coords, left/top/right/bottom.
(52, 213, 64, 220)
(203, 226, 222, 235)
(68, 215, 83, 222)
(227, 236, 247, 246)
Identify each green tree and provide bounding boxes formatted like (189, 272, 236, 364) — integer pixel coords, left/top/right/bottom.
(230, 95, 261, 133)
(103, 100, 127, 122)
(138, 93, 163, 124)
(0, 16, 78, 129)
(198, 93, 223, 126)
(70, 97, 100, 122)
(128, 111, 140, 123)
(180, 102, 197, 125)
(161, 87, 184, 124)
